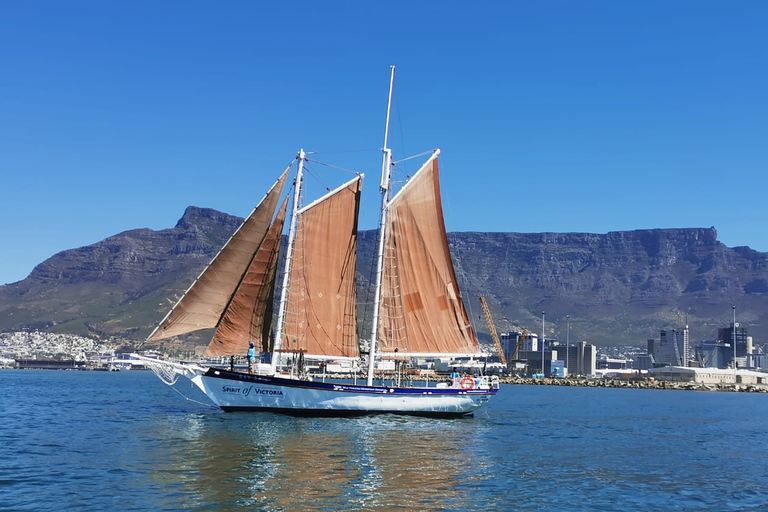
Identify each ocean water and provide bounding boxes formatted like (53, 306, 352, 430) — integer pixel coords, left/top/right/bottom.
(2, 370, 768, 512)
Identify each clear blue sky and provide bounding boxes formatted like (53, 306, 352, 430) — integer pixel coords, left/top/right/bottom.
(1, 1, 766, 285)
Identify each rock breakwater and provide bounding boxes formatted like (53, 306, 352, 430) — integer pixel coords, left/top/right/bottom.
(498, 376, 768, 393)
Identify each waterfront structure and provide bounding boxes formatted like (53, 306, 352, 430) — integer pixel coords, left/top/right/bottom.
(719, 323, 748, 364)
(649, 327, 690, 367)
(752, 351, 768, 371)
(15, 359, 86, 370)
(697, 340, 732, 369)
(499, 331, 539, 361)
(520, 341, 596, 377)
(597, 357, 631, 370)
(694, 323, 751, 369)
(499, 332, 512, 359)
(634, 354, 654, 370)
(649, 366, 768, 385)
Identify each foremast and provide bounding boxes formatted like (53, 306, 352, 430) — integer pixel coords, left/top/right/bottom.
(366, 66, 396, 386)
(272, 149, 306, 372)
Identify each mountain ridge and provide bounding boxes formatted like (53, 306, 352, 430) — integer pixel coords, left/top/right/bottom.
(1, 206, 765, 351)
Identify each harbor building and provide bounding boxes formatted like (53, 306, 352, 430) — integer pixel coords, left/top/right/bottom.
(597, 357, 631, 370)
(648, 327, 689, 367)
(697, 340, 732, 369)
(694, 323, 751, 370)
(519, 340, 596, 378)
(634, 354, 654, 371)
(500, 331, 538, 361)
(752, 351, 768, 371)
(719, 323, 748, 368)
(648, 366, 768, 385)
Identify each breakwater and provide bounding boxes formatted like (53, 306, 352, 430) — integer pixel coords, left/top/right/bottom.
(498, 376, 768, 393)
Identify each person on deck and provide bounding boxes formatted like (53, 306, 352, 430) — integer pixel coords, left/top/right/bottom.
(247, 342, 255, 374)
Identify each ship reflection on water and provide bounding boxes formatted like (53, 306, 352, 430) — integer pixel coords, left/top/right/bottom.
(145, 411, 493, 511)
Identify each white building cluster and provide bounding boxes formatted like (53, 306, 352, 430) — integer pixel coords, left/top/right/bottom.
(0, 331, 119, 366)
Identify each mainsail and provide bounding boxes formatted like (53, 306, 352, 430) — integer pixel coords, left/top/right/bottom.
(377, 154, 479, 356)
(146, 167, 290, 346)
(282, 175, 362, 358)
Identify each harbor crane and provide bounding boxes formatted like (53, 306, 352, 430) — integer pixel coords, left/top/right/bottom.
(479, 297, 507, 366)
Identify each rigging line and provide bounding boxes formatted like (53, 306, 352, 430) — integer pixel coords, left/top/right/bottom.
(308, 159, 365, 177)
(171, 383, 219, 409)
(450, 230, 480, 340)
(301, 161, 337, 194)
(387, 150, 435, 191)
(391, 150, 436, 165)
(308, 148, 379, 155)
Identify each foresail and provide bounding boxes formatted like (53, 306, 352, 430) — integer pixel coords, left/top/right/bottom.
(282, 176, 362, 358)
(204, 194, 289, 357)
(377, 155, 479, 356)
(147, 167, 290, 342)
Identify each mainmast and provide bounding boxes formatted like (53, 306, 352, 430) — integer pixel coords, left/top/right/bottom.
(366, 66, 395, 386)
(272, 149, 305, 372)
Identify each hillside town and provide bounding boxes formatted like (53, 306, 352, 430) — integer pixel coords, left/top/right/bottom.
(0, 331, 122, 368)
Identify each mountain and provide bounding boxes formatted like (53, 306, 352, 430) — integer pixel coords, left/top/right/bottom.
(1, 206, 766, 351)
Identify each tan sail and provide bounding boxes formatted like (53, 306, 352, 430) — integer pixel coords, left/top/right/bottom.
(205, 195, 289, 357)
(377, 156, 479, 356)
(282, 176, 362, 358)
(147, 167, 290, 342)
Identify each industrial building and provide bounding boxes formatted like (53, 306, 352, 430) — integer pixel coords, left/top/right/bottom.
(648, 366, 768, 385)
(500, 331, 597, 377)
(648, 327, 689, 367)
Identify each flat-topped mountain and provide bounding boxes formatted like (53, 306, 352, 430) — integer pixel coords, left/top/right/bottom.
(1, 206, 765, 351)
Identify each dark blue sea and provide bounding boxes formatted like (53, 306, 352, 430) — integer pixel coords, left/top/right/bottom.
(2, 370, 768, 511)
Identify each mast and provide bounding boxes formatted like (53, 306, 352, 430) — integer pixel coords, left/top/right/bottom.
(366, 65, 395, 385)
(272, 149, 306, 372)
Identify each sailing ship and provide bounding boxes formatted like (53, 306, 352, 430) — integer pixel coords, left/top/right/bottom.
(138, 68, 499, 417)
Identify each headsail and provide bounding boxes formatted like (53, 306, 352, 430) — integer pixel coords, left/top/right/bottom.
(281, 175, 362, 358)
(205, 194, 289, 357)
(147, 167, 290, 343)
(377, 153, 479, 357)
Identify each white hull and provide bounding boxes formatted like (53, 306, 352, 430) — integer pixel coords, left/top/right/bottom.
(145, 358, 496, 417)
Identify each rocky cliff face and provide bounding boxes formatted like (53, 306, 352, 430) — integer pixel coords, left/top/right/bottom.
(1, 208, 765, 349)
(0, 207, 241, 347)
(447, 229, 767, 346)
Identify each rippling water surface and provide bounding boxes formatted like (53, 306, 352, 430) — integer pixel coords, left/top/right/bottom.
(2, 370, 768, 511)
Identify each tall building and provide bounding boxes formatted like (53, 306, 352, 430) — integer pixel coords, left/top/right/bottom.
(500, 331, 539, 362)
(520, 341, 596, 377)
(698, 340, 731, 369)
(647, 338, 659, 356)
(651, 327, 690, 366)
(718, 323, 748, 357)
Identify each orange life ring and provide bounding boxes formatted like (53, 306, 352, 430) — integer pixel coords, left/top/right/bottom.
(460, 377, 475, 390)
